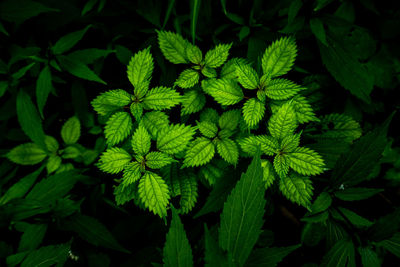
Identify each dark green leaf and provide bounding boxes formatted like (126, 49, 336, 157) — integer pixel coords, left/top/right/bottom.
(36, 65, 53, 118)
(51, 25, 92, 55)
(245, 245, 300, 267)
(368, 209, 400, 242)
(204, 225, 227, 266)
(377, 232, 400, 258)
(334, 187, 383, 201)
(67, 48, 114, 65)
(321, 239, 356, 267)
(18, 223, 47, 252)
(358, 247, 381, 267)
(190, 0, 201, 44)
(58, 55, 106, 84)
(0, 0, 59, 23)
(20, 242, 70, 267)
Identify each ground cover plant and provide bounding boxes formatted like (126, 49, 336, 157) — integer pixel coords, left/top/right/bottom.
(1, 0, 400, 266)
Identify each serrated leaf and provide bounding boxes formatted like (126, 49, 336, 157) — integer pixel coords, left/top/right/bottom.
(36, 66, 53, 118)
(7, 143, 47, 165)
(280, 133, 301, 152)
(163, 207, 193, 266)
(279, 173, 313, 209)
(318, 113, 362, 143)
(246, 245, 300, 267)
(197, 121, 218, 138)
(220, 58, 247, 79)
(321, 239, 356, 267)
(157, 31, 190, 64)
(198, 159, 229, 186)
(131, 125, 151, 156)
(183, 137, 215, 167)
(58, 55, 106, 84)
(157, 124, 195, 154)
(242, 98, 265, 127)
(201, 66, 217, 78)
(98, 147, 131, 174)
(290, 95, 319, 124)
(262, 37, 297, 78)
(219, 109, 241, 131)
(51, 25, 91, 55)
(104, 112, 132, 145)
(268, 102, 297, 141)
(130, 102, 143, 120)
(175, 69, 200, 89)
(239, 135, 279, 156)
(145, 152, 175, 169)
(274, 154, 290, 178)
(61, 116, 81, 144)
(143, 86, 181, 110)
(219, 148, 266, 267)
(200, 108, 219, 124)
(181, 88, 206, 115)
(127, 47, 153, 92)
(235, 62, 259, 89)
(122, 162, 142, 185)
(114, 182, 136, 205)
(142, 111, 170, 139)
(204, 43, 232, 68)
(286, 146, 325, 176)
(265, 78, 303, 100)
(216, 138, 239, 165)
(61, 146, 80, 159)
(91, 89, 132, 116)
(204, 78, 243, 106)
(186, 43, 202, 64)
(261, 160, 276, 189)
(334, 187, 383, 201)
(138, 171, 170, 217)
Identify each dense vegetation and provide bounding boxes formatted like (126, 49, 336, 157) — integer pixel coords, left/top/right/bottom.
(0, 0, 399, 266)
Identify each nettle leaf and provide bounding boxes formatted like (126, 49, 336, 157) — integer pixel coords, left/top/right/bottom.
(175, 69, 200, 89)
(91, 89, 132, 116)
(203, 78, 244, 106)
(204, 43, 232, 68)
(336, 207, 374, 228)
(274, 154, 290, 178)
(186, 43, 202, 64)
(268, 102, 297, 141)
(205, 226, 228, 266)
(219, 148, 266, 267)
(286, 146, 325, 176)
(239, 135, 279, 156)
(262, 36, 297, 78)
(242, 98, 265, 127)
(163, 207, 194, 267)
(104, 112, 132, 145)
(261, 159, 276, 189)
(318, 113, 362, 143)
(291, 95, 319, 124)
(183, 137, 215, 167)
(198, 159, 229, 186)
(36, 65, 53, 118)
(279, 173, 313, 209)
(265, 78, 303, 100)
(127, 47, 153, 90)
(114, 182, 136, 205)
(201, 66, 217, 78)
(221, 58, 247, 79)
(157, 30, 190, 64)
(51, 25, 91, 55)
(130, 102, 143, 120)
(280, 133, 301, 152)
(197, 121, 218, 138)
(7, 143, 47, 165)
(200, 108, 219, 124)
(246, 245, 300, 267)
(122, 162, 142, 185)
(321, 239, 356, 267)
(131, 125, 151, 156)
(219, 109, 241, 131)
(145, 152, 175, 169)
(235, 62, 259, 89)
(216, 138, 239, 165)
(98, 147, 131, 174)
(142, 111, 170, 139)
(181, 88, 206, 115)
(138, 171, 170, 217)
(143, 86, 181, 110)
(157, 124, 196, 154)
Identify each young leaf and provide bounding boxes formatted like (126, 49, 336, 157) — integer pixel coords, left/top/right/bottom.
(175, 69, 200, 89)
(220, 58, 247, 79)
(46, 155, 61, 173)
(122, 162, 142, 185)
(246, 245, 301, 267)
(138, 171, 170, 217)
(58, 55, 106, 84)
(145, 152, 175, 169)
(204, 43, 232, 68)
(181, 89, 206, 115)
(262, 36, 297, 78)
(98, 147, 131, 174)
(204, 78, 243, 106)
(186, 43, 202, 64)
(261, 160, 276, 189)
(235, 62, 259, 89)
(157, 124, 196, 154)
(130, 102, 143, 120)
(268, 102, 297, 141)
(45, 135, 59, 153)
(197, 121, 218, 138)
(286, 146, 325, 176)
(51, 25, 91, 55)
(238, 135, 279, 156)
(242, 98, 265, 127)
(7, 143, 47, 165)
(142, 111, 170, 139)
(219, 109, 241, 131)
(219, 148, 266, 267)
(183, 137, 215, 167)
(143, 86, 181, 110)
(104, 112, 133, 145)
(274, 154, 290, 178)
(131, 125, 151, 156)
(91, 89, 132, 116)
(36, 65, 53, 118)
(157, 31, 190, 64)
(279, 173, 313, 209)
(334, 187, 383, 201)
(280, 133, 301, 152)
(216, 138, 239, 165)
(321, 239, 356, 267)
(127, 47, 154, 91)
(265, 78, 303, 100)
(61, 116, 81, 145)
(163, 207, 194, 267)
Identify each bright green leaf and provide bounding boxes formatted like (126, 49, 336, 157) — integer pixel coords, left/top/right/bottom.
(262, 37, 297, 78)
(7, 143, 47, 165)
(138, 171, 170, 217)
(131, 125, 151, 156)
(242, 98, 265, 127)
(104, 112, 132, 145)
(279, 173, 313, 209)
(183, 137, 215, 167)
(143, 86, 181, 110)
(204, 43, 232, 68)
(157, 30, 190, 64)
(61, 116, 81, 145)
(157, 124, 196, 154)
(98, 147, 131, 174)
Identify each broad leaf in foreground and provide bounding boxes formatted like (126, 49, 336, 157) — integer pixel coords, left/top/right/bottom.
(138, 171, 170, 217)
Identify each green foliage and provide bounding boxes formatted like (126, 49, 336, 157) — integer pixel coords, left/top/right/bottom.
(61, 116, 81, 145)
(262, 37, 297, 78)
(279, 173, 314, 209)
(138, 171, 170, 217)
(98, 147, 131, 174)
(7, 143, 47, 165)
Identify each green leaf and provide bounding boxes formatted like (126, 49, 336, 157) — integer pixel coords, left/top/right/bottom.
(157, 31, 190, 64)
(183, 137, 215, 167)
(318, 113, 362, 143)
(268, 101, 297, 141)
(219, 109, 241, 131)
(62, 214, 129, 252)
(377, 232, 400, 258)
(334, 187, 383, 201)
(51, 25, 91, 55)
(186, 43, 202, 64)
(138, 171, 170, 217)
(60, 146, 80, 159)
(235, 62, 259, 89)
(221, 58, 247, 79)
(279, 173, 313, 209)
(246, 245, 300, 267)
(0, 0, 59, 24)
(17, 90, 47, 150)
(61, 116, 81, 145)
(130, 102, 143, 120)
(310, 18, 328, 46)
(290, 95, 319, 124)
(163, 207, 193, 267)
(238, 135, 279, 156)
(274, 154, 290, 178)
(7, 143, 47, 165)
(131, 125, 151, 156)
(286, 146, 325, 176)
(201, 67, 217, 79)
(309, 192, 332, 215)
(265, 78, 303, 100)
(45, 136, 58, 154)
(216, 138, 239, 165)
(122, 162, 142, 185)
(261, 160, 276, 189)
(197, 121, 218, 138)
(200, 108, 219, 124)
(143, 86, 181, 110)
(58, 55, 106, 84)
(18, 223, 47, 252)
(157, 124, 196, 154)
(46, 155, 61, 174)
(190, 0, 201, 44)
(0, 21, 8, 36)
(91, 89, 132, 116)
(127, 47, 154, 91)
(336, 207, 374, 228)
(368, 209, 400, 242)
(175, 69, 200, 89)
(35, 66, 53, 118)
(98, 147, 131, 174)
(204, 226, 228, 266)
(262, 37, 297, 78)
(67, 48, 114, 64)
(204, 78, 243, 106)
(181, 88, 206, 115)
(20, 242, 70, 267)
(219, 148, 266, 267)
(358, 247, 381, 267)
(321, 239, 356, 267)
(242, 98, 265, 127)
(204, 43, 232, 68)
(142, 111, 170, 139)
(145, 152, 175, 169)
(114, 182, 136, 205)
(280, 133, 301, 152)
(81, 0, 98, 15)
(104, 112, 132, 145)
